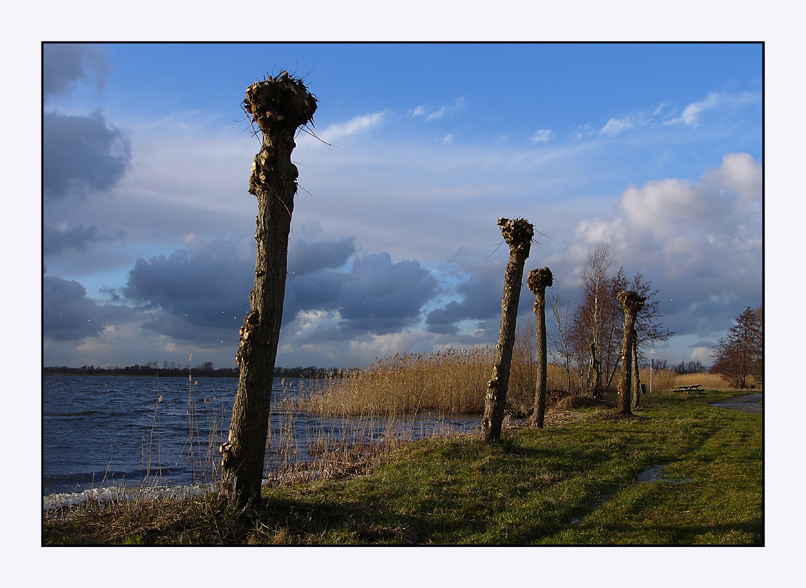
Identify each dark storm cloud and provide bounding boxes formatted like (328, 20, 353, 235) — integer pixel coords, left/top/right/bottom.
(287, 236, 355, 275)
(43, 275, 132, 341)
(122, 239, 254, 336)
(661, 291, 753, 341)
(285, 271, 347, 316)
(43, 224, 125, 256)
(43, 111, 132, 200)
(426, 264, 503, 334)
(337, 252, 439, 335)
(43, 44, 109, 101)
(121, 235, 436, 343)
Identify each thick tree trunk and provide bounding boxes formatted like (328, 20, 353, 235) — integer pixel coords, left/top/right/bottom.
(588, 341, 601, 398)
(482, 218, 533, 442)
(617, 291, 645, 416)
(527, 267, 552, 428)
(631, 330, 641, 410)
(220, 73, 316, 506)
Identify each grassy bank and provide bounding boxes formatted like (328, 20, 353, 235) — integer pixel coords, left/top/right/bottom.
(43, 389, 762, 545)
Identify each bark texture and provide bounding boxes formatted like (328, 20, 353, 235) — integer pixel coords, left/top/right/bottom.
(527, 267, 553, 428)
(631, 332, 641, 410)
(617, 290, 645, 415)
(220, 73, 316, 506)
(589, 342, 601, 398)
(481, 218, 534, 442)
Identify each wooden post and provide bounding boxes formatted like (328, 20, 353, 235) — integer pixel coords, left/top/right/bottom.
(220, 73, 317, 506)
(617, 290, 645, 416)
(527, 267, 552, 428)
(482, 217, 533, 442)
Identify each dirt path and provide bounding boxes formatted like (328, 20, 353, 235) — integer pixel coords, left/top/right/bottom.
(710, 393, 763, 414)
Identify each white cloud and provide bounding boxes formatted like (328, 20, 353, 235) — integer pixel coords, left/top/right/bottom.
(422, 97, 466, 121)
(619, 152, 761, 240)
(600, 114, 644, 137)
(664, 91, 759, 128)
(442, 134, 454, 145)
(702, 152, 762, 211)
(427, 107, 447, 121)
(680, 92, 721, 127)
(619, 178, 720, 237)
(318, 109, 391, 142)
(529, 129, 553, 143)
(574, 218, 621, 245)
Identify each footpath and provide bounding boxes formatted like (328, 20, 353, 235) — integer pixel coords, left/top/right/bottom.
(710, 393, 763, 414)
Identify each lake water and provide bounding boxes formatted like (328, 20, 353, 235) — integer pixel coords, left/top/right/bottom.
(43, 375, 480, 498)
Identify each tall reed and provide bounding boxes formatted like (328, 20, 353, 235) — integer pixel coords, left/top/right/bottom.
(301, 348, 494, 417)
(300, 339, 580, 418)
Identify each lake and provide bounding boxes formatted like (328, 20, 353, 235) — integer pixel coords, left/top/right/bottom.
(43, 375, 480, 498)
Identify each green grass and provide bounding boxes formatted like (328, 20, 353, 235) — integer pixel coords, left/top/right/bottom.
(43, 390, 762, 545)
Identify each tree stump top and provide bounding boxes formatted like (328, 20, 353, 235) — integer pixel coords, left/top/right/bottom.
(618, 290, 646, 313)
(243, 72, 317, 136)
(497, 217, 534, 256)
(527, 267, 553, 293)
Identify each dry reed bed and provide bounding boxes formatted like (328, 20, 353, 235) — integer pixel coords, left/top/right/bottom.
(297, 344, 747, 419)
(301, 349, 495, 416)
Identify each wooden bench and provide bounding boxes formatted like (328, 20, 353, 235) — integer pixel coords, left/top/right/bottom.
(674, 384, 704, 393)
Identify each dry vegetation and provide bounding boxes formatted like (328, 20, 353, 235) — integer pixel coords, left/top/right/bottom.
(301, 348, 493, 416)
(299, 344, 583, 418)
(300, 336, 753, 418)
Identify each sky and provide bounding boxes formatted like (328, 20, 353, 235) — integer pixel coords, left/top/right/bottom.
(41, 42, 763, 369)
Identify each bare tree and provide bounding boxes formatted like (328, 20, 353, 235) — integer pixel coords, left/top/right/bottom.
(573, 243, 618, 397)
(549, 292, 576, 394)
(527, 267, 553, 428)
(710, 306, 763, 389)
(573, 257, 673, 398)
(482, 217, 533, 442)
(220, 73, 317, 506)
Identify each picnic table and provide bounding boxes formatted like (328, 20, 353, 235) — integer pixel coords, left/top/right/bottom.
(674, 384, 704, 393)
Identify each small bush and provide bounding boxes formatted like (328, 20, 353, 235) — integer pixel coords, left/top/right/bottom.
(554, 395, 602, 410)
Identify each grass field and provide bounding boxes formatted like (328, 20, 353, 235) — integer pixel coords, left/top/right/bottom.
(43, 388, 762, 545)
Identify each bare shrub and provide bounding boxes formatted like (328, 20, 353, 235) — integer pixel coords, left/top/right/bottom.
(554, 395, 601, 410)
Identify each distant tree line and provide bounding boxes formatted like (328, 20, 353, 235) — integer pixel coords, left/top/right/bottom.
(42, 362, 343, 379)
(671, 360, 708, 374)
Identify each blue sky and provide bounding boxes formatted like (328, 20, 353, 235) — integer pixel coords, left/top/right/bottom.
(42, 42, 763, 369)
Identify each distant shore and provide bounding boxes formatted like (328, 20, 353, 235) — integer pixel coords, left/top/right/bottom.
(42, 365, 343, 379)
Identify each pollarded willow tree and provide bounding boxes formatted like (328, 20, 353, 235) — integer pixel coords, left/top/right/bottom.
(482, 217, 534, 442)
(527, 267, 552, 428)
(220, 72, 317, 506)
(621, 271, 673, 408)
(616, 290, 645, 415)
